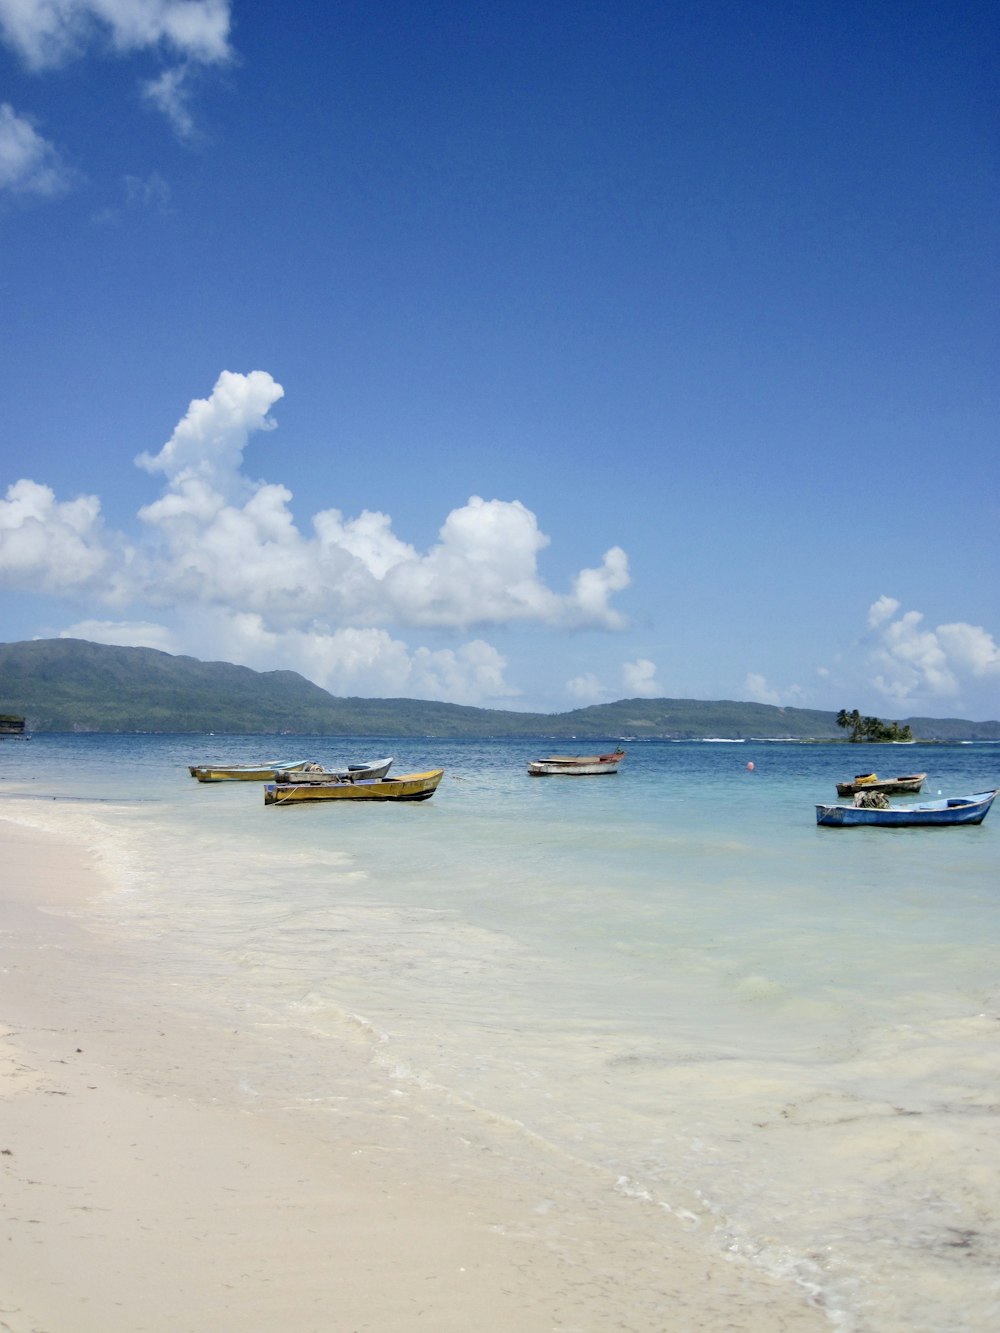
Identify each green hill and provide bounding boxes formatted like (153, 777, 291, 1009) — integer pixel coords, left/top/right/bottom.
(1, 638, 997, 740)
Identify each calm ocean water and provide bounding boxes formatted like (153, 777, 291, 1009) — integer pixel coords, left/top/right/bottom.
(3, 734, 999, 1331)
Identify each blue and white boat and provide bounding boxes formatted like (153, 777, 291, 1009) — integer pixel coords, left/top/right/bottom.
(816, 789, 997, 827)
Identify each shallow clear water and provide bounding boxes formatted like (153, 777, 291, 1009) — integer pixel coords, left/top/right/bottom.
(3, 735, 999, 1331)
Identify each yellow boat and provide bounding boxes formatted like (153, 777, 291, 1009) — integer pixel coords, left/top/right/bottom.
(264, 769, 444, 805)
(189, 759, 314, 782)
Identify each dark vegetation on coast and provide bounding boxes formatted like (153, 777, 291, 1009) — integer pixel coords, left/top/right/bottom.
(1, 638, 997, 741)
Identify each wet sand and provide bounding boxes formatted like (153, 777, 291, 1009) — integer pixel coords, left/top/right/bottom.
(0, 814, 828, 1332)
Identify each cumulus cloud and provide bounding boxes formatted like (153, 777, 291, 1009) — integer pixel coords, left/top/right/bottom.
(136, 369, 284, 495)
(744, 673, 785, 706)
(0, 0, 231, 69)
(0, 478, 115, 594)
(867, 595, 899, 630)
(743, 673, 805, 707)
(410, 640, 519, 705)
(136, 479, 629, 632)
(126, 371, 632, 633)
(935, 622, 1000, 677)
(180, 612, 409, 694)
(0, 370, 632, 705)
(865, 597, 1000, 708)
(873, 610, 955, 699)
(567, 673, 606, 701)
(622, 658, 660, 697)
(381, 500, 630, 630)
(0, 102, 73, 196)
(130, 609, 521, 704)
(571, 546, 630, 629)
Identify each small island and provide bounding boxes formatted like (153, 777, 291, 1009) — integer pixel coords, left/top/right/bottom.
(836, 709, 913, 743)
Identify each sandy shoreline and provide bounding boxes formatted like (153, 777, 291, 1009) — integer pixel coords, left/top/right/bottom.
(1, 812, 828, 1332)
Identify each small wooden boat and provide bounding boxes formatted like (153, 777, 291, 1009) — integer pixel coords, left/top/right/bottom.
(527, 748, 625, 776)
(264, 769, 444, 805)
(272, 757, 393, 784)
(816, 790, 996, 828)
(189, 759, 315, 782)
(835, 771, 927, 798)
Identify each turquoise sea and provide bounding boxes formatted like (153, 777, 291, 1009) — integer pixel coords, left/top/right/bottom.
(2, 735, 999, 1331)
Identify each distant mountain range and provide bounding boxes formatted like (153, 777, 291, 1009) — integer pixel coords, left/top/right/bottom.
(1, 638, 998, 740)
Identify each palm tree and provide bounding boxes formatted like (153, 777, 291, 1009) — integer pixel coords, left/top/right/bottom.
(838, 709, 914, 743)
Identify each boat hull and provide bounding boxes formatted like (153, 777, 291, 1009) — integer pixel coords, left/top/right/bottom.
(816, 790, 996, 827)
(527, 749, 625, 776)
(527, 761, 622, 776)
(264, 769, 444, 805)
(835, 773, 927, 798)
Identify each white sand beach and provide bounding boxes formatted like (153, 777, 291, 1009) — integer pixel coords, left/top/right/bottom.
(1, 814, 828, 1332)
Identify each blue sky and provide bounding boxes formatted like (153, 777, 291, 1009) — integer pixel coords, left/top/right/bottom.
(1, 0, 998, 718)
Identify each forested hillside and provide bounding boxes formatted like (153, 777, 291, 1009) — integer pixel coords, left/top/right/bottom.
(1, 639, 996, 739)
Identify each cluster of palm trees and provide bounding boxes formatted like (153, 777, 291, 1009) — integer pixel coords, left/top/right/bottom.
(836, 709, 913, 743)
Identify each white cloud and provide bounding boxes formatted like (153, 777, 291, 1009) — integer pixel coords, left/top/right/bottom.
(0, 102, 73, 196)
(571, 546, 629, 629)
(743, 672, 805, 707)
(567, 673, 605, 701)
(125, 372, 632, 633)
(410, 640, 519, 706)
(181, 613, 413, 694)
(870, 608, 956, 701)
(864, 598, 1000, 709)
(136, 369, 284, 495)
(142, 64, 196, 138)
(136, 478, 629, 632)
(0, 0, 232, 138)
(381, 499, 630, 630)
(0, 371, 632, 706)
(295, 626, 422, 695)
(622, 658, 660, 697)
(867, 595, 900, 630)
(60, 619, 177, 651)
(0, 478, 116, 594)
(743, 672, 784, 706)
(935, 622, 1000, 679)
(313, 507, 417, 580)
(0, 0, 231, 69)
(120, 609, 520, 705)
